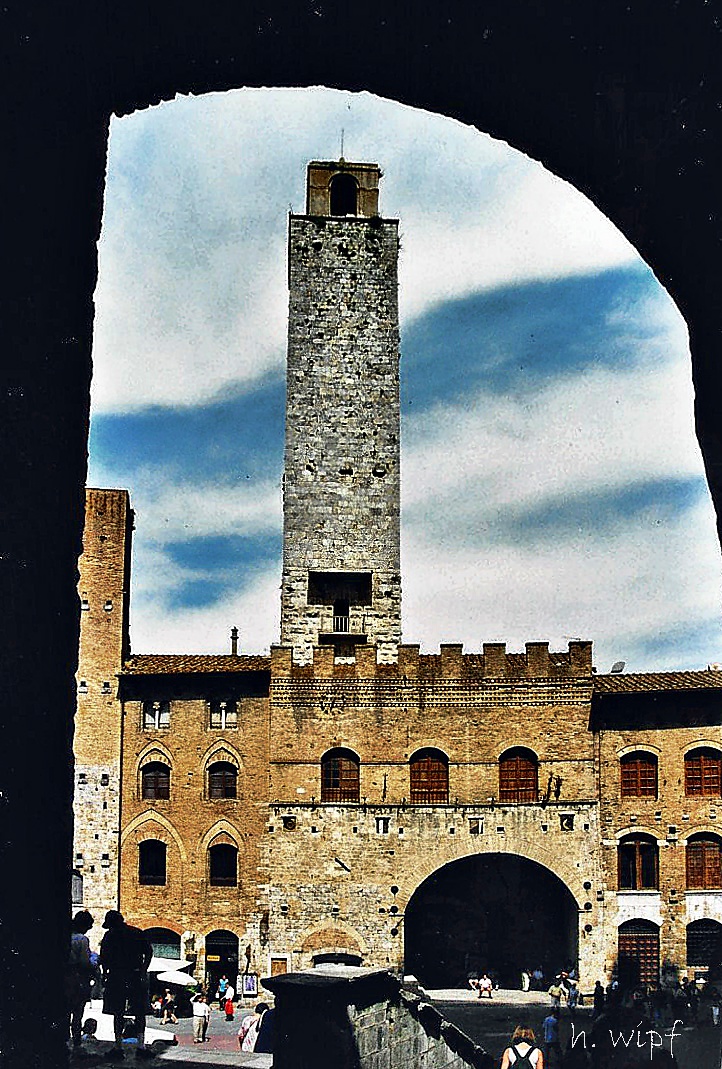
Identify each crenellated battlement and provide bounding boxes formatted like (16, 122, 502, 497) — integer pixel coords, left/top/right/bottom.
(270, 639, 593, 680)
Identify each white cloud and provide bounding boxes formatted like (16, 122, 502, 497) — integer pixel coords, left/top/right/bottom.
(130, 560, 280, 655)
(91, 87, 638, 414)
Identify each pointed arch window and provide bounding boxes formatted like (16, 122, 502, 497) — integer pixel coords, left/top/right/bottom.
(321, 748, 360, 803)
(410, 749, 449, 804)
(684, 748, 722, 796)
(499, 747, 538, 803)
(139, 839, 166, 886)
(620, 752, 658, 798)
(209, 842, 238, 886)
(208, 761, 238, 799)
(141, 762, 170, 800)
(686, 834, 722, 889)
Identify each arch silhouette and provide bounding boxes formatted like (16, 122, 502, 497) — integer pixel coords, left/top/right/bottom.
(405, 851, 579, 987)
(6, 5, 722, 1064)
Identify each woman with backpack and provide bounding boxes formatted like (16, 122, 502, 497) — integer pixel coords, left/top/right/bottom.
(500, 1025, 543, 1069)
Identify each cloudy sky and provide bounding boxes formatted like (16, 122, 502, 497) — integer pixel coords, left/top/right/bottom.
(87, 87, 722, 672)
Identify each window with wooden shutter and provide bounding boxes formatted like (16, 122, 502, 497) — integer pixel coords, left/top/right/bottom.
(620, 752, 658, 798)
(684, 748, 722, 796)
(208, 761, 237, 799)
(209, 843, 237, 886)
(141, 762, 170, 800)
(686, 835, 722, 889)
(618, 835, 659, 890)
(410, 749, 449, 804)
(499, 748, 538, 803)
(139, 840, 166, 885)
(321, 749, 360, 803)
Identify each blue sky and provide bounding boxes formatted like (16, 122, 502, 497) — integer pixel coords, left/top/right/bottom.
(87, 88, 722, 671)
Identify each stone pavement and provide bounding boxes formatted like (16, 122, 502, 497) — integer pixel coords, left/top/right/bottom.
(424, 987, 722, 1069)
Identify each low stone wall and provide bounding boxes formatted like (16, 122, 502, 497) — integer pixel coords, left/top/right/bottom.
(263, 966, 493, 1069)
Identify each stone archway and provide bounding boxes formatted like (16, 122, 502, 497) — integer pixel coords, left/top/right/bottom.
(405, 853, 579, 989)
(5, 5, 722, 1066)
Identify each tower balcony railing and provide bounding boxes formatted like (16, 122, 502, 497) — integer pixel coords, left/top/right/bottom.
(318, 611, 368, 645)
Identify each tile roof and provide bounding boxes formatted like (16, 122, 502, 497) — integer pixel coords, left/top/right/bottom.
(593, 670, 722, 694)
(123, 654, 270, 675)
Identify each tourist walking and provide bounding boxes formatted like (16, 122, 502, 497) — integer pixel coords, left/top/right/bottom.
(161, 989, 178, 1024)
(99, 909, 154, 1061)
(541, 1008, 562, 1069)
(500, 1025, 543, 1069)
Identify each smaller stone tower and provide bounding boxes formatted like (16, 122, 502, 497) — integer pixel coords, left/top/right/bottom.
(73, 488, 133, 926)
(281, 161, 401, 664)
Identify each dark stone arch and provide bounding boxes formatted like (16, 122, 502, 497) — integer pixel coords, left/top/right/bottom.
(4, 4, 722, 1065)
(405, 852, 579, 988)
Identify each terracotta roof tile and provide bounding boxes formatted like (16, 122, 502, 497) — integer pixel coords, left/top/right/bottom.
(123, 654, 270, 675)
(593, 670, 722, 694)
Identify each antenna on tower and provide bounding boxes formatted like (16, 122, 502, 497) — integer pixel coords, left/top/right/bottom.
(340, 128, 345, 161)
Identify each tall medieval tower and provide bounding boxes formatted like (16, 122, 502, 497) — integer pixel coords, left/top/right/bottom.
(73, 489, 133, 927)
(281, 161, 401, 665)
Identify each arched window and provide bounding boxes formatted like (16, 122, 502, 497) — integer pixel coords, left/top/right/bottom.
(499, 748, 538, 803)
(209, 843, 238, 886)
(329, 172, 358, 216)
(620, 752, 658, 798)
(685, 748, 722, 796)
(618, 919, 659, 986)
(687, 919, 722, 969)
(618, 834, 659, 890)
(208, 761, 237, 799)
(138, 839, 166, 886)
(71, 869, 83, 906)
(144, 927, 181, 960)
(321, 748, 360, 803)
(410, 749, 449, 804)
(686, 833, 722, 889)
(142, 701, 170, 730)
(141, 762, 170, 800)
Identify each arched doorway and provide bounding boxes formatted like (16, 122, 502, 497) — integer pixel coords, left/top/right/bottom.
(405, 853, 578, 988)
(144, 927, 181, 960)
(204, 929, 239, 994)
(687, 919, 722, 981)
(617, 920, 659, 988)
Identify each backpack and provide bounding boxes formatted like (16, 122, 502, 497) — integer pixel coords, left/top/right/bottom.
(511, 1044, 538, 1069)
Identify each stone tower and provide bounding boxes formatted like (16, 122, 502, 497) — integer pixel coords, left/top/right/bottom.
(73, 488, 133, 929)
(281, 161, 401, 665)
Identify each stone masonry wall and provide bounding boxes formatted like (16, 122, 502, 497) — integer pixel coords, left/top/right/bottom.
(281, 215, 401, 664)
(74, 488, 132, 942)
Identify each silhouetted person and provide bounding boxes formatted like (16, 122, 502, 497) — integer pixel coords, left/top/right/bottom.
(99, 910, 153, 1060)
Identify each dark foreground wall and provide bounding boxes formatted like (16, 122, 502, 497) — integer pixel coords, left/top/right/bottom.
(2, 3, 722, 1065)
(264, 967, 494, 1069)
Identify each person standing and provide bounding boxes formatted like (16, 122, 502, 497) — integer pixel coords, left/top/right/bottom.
(216, 974, 228, 1007)
(192, 995, 210, 1043)
(238, 1002, 268, 1051)
(99, 909, 153, 1061)
(541, 1008, 562, 1069)
(592, 980, 605, 1019)
(566, 979, 579, 1017)
(547, 979, 563, 1010)
(66, 910, 95, 1055)
(253, 1004, 276, 1055)
(223, 981, 235, 1020)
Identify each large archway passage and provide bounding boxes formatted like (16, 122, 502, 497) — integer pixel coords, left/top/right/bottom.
(405, 854, 578, 989)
